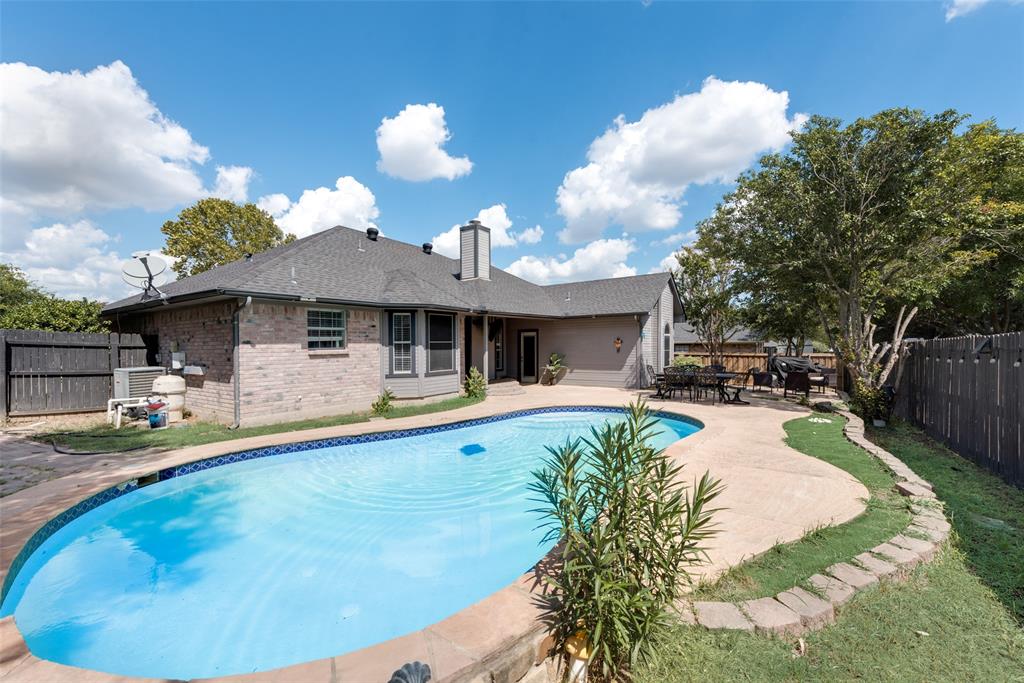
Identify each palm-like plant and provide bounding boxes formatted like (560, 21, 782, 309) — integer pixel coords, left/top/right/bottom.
(529, 400, 722, 680)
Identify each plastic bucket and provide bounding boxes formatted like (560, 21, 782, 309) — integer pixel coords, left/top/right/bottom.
(147, 403, 168, 430)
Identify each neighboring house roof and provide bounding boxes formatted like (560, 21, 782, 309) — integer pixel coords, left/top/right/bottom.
(104, 225, 676, 319)
(673, 322, 766, 345)
(673, 322, 815, 351)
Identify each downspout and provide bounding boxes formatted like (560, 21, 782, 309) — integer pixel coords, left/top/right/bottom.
(636, 314, 642, 390)
(229, 296, 252, 430)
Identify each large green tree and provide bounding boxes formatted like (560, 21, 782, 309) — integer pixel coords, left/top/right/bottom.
(672, 246, 742, 363)
(703, 108, 971, 391)
(161, 198, 296, 278)
(0, 265, 109, 333)
(0, 263, 43, 313)
(911, 121, 1024, 335)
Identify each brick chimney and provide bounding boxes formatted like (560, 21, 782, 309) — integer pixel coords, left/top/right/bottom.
(459, 219, 490, 281)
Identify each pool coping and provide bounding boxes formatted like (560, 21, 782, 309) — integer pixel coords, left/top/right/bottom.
(0, 401, 713, 683)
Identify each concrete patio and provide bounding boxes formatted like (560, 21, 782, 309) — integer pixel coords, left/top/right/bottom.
(0, 385, 867, 682)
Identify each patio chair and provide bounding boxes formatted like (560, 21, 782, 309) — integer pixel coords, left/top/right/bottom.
(648, 364, 671, 398)
(708, 363, 727, 373)
(810, 368, 834, 394)
(694, 366, 719, 404)
(749, 366, 774, 392)
(783, 370, 811, 398)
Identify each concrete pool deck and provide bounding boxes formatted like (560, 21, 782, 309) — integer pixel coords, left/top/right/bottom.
(0, 386, 867, 682)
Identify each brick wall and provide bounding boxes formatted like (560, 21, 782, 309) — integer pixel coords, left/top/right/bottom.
(140, 302, 236, 422)
(238, 302, 382, 425)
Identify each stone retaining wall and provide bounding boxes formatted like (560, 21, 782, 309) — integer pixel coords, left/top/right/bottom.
(673, 408, 949, 638)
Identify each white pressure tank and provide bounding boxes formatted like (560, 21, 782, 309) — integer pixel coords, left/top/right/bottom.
(152, 375, 187, 423)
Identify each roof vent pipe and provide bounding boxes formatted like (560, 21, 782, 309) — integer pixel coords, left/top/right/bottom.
(366, 227, 379, 241)
(422, 242, 433, 254)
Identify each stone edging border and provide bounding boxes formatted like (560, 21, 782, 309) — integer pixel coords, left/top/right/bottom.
(673, 408, 951, 638)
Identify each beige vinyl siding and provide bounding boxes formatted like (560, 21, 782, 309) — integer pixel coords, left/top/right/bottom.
(460, 229, 475, 280)
(657, 284, 674, 371)
(641, 310, 656, 380)
(506, 316, 644, 388)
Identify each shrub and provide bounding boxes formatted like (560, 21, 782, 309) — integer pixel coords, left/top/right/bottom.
(529, 400, 723, 679)
(545, 353, 567, 385)
(671, 355, 704, 368)
(849, 378, 887, 420)
(371, 388, 395, 416)
(464, 366, 487, 399)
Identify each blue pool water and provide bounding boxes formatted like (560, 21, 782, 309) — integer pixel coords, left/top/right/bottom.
(1, 409, 700, 679)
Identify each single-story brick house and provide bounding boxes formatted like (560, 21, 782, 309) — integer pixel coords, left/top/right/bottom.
(103, 222, 682, 426)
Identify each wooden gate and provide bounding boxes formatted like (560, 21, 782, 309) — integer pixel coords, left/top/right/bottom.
(0, 330, 150, 418)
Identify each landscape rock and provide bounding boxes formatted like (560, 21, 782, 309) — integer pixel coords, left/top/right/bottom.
(871, 542, 921, 572)
(854, 552, 899, 580)
(825, 562, 878, 590)
(739, 597, 805, 637)
(890, 534, 938, 561)
(693, 602, 754, 632)
(896, 481, 936, 498)
(775, 587, 835, 629)
(807, 573, 856, 606)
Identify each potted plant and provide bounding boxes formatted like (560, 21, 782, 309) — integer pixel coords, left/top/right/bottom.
(544, 353, 567, 385)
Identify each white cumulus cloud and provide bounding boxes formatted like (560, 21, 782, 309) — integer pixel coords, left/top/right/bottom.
(0, 220, 174, 301)
(212, 165, 254, 202)
(256, 192, 292, 217)
(650, 252, 681, 274)
(517, 225, 544, 244)
(0, 60, 252, 238)
(256, 176, 380, 238)
(430, 204, 542, 258)
(650, 231, 696, 248)
(376, 103, 473, 181)
(556, 76, 807, 243)
(945, 0, 1022, 20)
(505, 238, 638, 285)
(945, 0, 989, 19)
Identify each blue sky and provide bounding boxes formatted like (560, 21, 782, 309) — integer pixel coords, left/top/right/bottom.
(1, 0, 1022, 299)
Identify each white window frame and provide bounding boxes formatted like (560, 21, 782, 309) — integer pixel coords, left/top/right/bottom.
(663, 323, 671, 367)
(307, 308, 347, 350)
(390, 312, 414, 375)
(426, 312, 456, 374)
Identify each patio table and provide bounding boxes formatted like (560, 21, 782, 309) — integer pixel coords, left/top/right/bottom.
(669, 370, 748, 404)
(710, 371, 749, 404)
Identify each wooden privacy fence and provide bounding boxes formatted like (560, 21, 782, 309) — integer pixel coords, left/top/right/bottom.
(895, 332, 1023, 488)
(673, 352, 838, 379)
(0, 330, 149, 419)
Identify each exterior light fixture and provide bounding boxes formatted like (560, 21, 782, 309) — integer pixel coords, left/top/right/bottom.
(613, 337, 623, 352)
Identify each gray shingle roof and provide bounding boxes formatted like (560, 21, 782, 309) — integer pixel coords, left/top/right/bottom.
(673, 322, 766, 344)
(104, 225, 674, 319)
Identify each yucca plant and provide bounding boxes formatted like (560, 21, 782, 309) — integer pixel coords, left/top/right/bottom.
(529, 400, 722, 680)
(464, 366, 487, 399)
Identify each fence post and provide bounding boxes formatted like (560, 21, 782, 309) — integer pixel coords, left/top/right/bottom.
(0, 330, 7, 421)
(109, 332, 120, 373)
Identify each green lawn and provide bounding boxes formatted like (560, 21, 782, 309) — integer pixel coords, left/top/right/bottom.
(636, 418, 1024, 682)
(640, 547, 1024, 682)
(692, 414, 912, 601)
(869, 421, 1024, 626)
(37, 395, 484, 453)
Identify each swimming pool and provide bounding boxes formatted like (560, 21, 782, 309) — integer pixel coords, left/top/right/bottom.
(1, 407, 701, 679)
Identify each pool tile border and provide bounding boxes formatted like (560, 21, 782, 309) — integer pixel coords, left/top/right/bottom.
(1, 406, 701, 611)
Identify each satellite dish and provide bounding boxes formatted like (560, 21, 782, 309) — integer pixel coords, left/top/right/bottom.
(122, 253, 169, 299)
